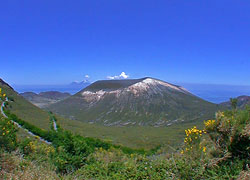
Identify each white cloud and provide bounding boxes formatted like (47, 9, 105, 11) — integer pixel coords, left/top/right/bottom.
(85, 75, 90, 78)
(107, 72, 130, 80)
(120, 72, 129, 79)
(107, 76, 116, 80)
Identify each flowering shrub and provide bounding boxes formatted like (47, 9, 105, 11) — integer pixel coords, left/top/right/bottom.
(205, 108, 250, 159)
(204, 119, 216, 132)
(181, 126, 207, 157)
(0, 117, 18, 151)
(19, 138, 36, 155)
(0, 88, 6, 101)
(19, 138, 55, 156)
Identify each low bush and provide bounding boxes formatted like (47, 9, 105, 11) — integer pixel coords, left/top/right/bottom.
(0, 88, 6, 101)
(205, 107, 250, 159)
(0, 117, 18, 151)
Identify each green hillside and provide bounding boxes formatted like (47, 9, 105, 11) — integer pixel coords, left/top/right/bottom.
(0, 79, 50, 130)
(57, 116, 204, 149)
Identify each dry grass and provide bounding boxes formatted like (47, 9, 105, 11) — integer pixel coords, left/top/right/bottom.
(0, 151, 59, 180)
(237, 170, 250, 180)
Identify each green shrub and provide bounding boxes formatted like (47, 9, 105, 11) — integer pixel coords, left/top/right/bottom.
(0, 117, 18, 151)
(205, 108, 250, 158)
(0, 88, 6, 101)
(19, 138, 33, 155)
(204, 158, 247, 179)
(50, 130, 92, 173)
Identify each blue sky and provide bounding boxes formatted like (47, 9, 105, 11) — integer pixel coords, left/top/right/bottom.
(1, 0, 250, 85)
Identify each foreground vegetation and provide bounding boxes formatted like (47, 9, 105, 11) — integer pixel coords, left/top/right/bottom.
(1, 89, 250, 179)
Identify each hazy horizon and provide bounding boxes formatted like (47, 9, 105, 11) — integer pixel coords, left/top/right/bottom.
(12, 80, 250, 104)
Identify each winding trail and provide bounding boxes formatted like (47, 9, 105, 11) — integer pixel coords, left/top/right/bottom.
(1, 98, 52, 145)
(1, 99, 7, 118)
(52, 117, 57, 131)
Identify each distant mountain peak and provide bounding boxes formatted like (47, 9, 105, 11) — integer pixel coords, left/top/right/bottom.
(70, 80, 90, 85)
(20, 91, 71, 108)
(128, 77, 189, 95)
(80, 77, 190, 101)
(49, 77, 217, 127)
(220, 95, 250, 109)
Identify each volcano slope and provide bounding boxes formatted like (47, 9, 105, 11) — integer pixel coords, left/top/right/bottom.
(48, 77, 219, 127)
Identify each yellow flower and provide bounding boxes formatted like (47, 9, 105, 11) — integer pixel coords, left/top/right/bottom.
(203, 146, 206, 152)
(204, 120, 215, 128)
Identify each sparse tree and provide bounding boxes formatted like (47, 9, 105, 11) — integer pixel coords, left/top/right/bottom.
(230, 98, 238, 110)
